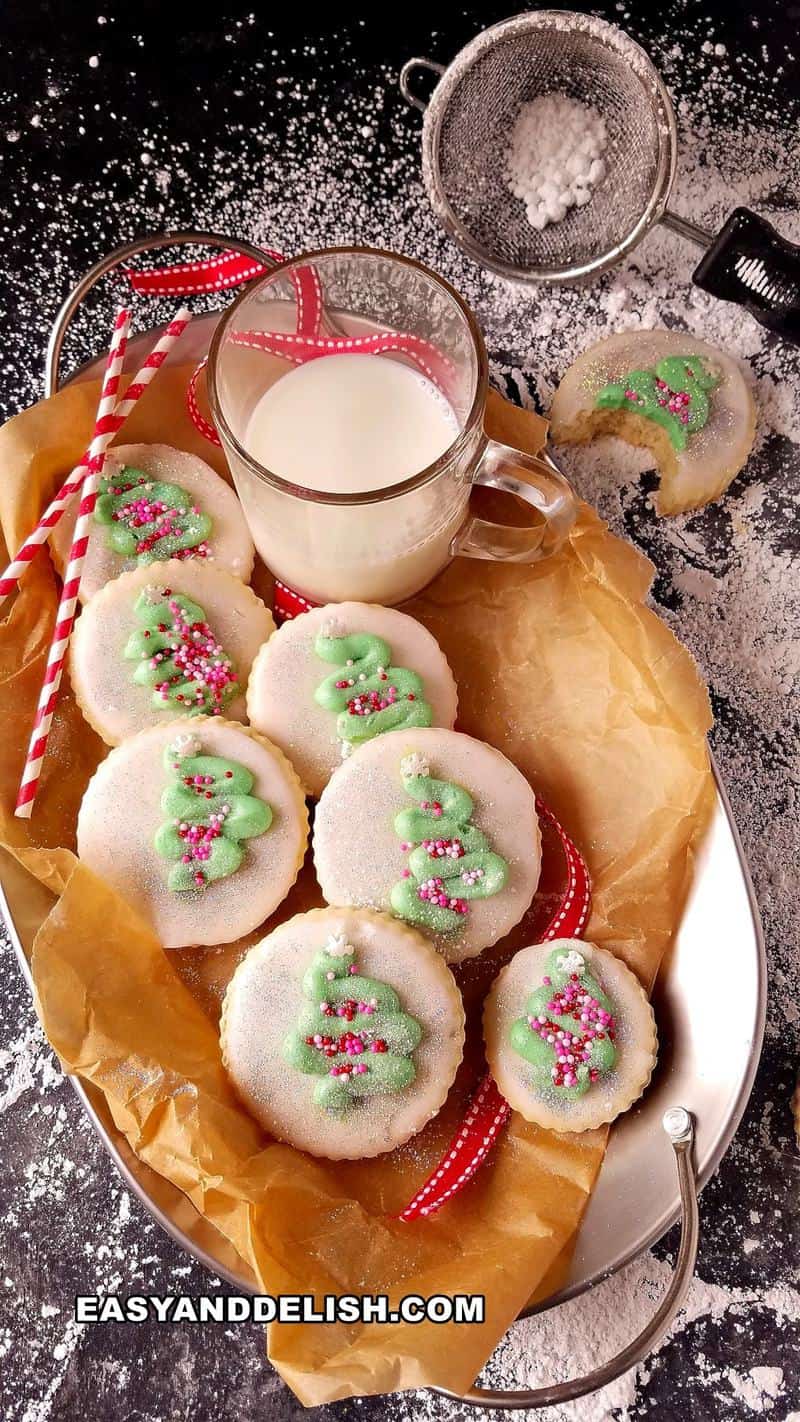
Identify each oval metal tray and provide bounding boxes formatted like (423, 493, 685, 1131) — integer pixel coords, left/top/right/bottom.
(3, 313, 766, 1311)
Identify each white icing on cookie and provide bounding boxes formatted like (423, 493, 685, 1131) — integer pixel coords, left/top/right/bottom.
(556, 948, 586, 974)
(325, 931, 355, 957)
(169, 731, 202, 761)
(400, 751, 430, 779)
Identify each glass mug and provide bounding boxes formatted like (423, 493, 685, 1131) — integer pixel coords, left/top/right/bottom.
(208, 247, 576, 605)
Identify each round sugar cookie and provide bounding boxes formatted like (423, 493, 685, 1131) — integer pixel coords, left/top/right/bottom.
(484, 939, 657, 1133)
(51, 443, 255, 602)
(70, 560, 275, 746)
(549, 330, 756, 515)
(313, 728, 541, 963)
(77, 719, 308, 949)
(220, 906, 465, 1158)
(246, 601, 458, 797)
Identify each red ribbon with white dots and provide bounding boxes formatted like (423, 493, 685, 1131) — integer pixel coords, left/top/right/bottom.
(126, 247, 456, 444)
(127, 247, 324, 448)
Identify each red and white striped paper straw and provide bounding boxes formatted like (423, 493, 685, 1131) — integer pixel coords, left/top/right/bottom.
(0, 305, 192, 610)
(15, 309, 131, 819)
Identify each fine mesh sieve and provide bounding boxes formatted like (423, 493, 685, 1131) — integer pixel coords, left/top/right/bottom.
(405, 12, 677, 283)
(400, 11, 800, 342)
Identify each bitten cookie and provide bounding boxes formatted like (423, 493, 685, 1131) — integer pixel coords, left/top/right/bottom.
(220, 906, 465, 1158)
(77, 719, 308, 949)
(51, 443, 255, 602)
(549, 330, 756, 514)
(313, 728, 541, 963)
(246, 601, 458, 797)
(484, 939, 657, 1132)
(70, 560, 274, 745)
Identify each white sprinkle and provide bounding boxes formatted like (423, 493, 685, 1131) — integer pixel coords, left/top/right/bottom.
(325, 932, 355, 958)
(401, 751, 430, 780)
(556, 949, 586, 974)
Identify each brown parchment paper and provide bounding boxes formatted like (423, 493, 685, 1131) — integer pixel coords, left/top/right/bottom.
(0, 367, 714, 1405)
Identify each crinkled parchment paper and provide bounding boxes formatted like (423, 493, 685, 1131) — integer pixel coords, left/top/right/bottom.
(0, 367, 713, 1404)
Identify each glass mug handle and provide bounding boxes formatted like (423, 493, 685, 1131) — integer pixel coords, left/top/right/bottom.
(452, 439, 577, 563)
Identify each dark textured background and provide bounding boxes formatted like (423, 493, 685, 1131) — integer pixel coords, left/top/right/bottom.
(1, 3, 799, 1419)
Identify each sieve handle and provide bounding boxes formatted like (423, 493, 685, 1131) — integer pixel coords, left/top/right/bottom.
(451, 440, 576, 564)
(399, 57, 445, 113)
(690, 207, 800, 344)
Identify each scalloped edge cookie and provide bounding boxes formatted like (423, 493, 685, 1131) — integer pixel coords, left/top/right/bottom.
(484, 938, 657, 1132)
(220, 906, 465, 1159)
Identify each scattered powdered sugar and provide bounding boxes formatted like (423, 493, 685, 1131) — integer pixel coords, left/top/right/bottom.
(382, 1254, 799, 1420)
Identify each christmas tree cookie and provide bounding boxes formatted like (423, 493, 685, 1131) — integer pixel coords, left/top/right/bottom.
(247, 602, 457, 796)
(77, 719, 308, 949)
(549, 330, 756, 514)
(51, 443, 255, 603)
(484, 939, 657, 1132)
(313, 728, 540, 963)
(220, 907, 465, 1158)
(154, 742, 273, 892)
(70, 560, 274, 746)
(390, 757, 509, 933)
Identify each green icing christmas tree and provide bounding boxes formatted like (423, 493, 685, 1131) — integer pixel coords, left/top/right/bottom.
(509, 947, 617, 1099)
(94, 465, 212, 562)
(596, 354, 719, 451)
(124, 586, 238, 717)
(390, 753, 509, 934)
(283, 934, 422, 1112)
(154, 737, 272, 892)
(314, 623, 432, 753)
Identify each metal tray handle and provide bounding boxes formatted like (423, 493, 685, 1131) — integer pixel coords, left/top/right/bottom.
(433, 1108, 698, 1411)
(45, 230, 276, 397)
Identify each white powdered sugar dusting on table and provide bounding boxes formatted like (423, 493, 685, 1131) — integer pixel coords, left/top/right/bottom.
(381, 1254, 800, 1420)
